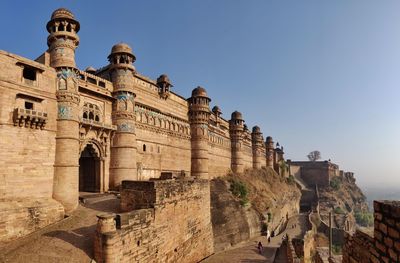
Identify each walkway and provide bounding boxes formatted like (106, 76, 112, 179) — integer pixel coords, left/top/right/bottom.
(0, 194, 119, 263)
(202, 213, 308, 263)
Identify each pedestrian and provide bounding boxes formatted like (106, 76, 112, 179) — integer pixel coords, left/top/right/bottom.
(257, 241, 263, 254)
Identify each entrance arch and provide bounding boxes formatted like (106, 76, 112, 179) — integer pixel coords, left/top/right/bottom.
(79, 144, 101, 192)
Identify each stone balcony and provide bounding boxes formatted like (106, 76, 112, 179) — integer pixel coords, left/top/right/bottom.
(80, 118, 116, 131)
(13, 108, 48, 129)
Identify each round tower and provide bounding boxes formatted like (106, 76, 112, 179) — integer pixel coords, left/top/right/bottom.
(265, 136, 274, 168)
(230, 111, 245, 173)
(48, 8, 81, 213)
(188, 87, 211, 179)
(108, 43, 137, 189)
(47, 8, 80, 68)
(251, 126, 264, 169)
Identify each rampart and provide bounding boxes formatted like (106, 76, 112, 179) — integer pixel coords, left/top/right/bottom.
(289, 161, 339, 187)
(94, 179, 214, 263)
(342, 200, 400, 263)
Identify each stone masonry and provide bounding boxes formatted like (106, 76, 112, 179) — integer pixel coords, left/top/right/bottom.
(0, 8, 286, 243)
(94, 179, 213, 263)
(342, 200, 400, 263)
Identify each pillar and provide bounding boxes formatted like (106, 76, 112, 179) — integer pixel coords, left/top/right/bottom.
(230, 111, 245, 173)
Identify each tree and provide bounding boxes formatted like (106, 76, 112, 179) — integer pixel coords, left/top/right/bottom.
(307, 150, 321, 162)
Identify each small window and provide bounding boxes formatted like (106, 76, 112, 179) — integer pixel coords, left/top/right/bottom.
(87, 77, 96, 85)
(99, 81, 106, 88)
(83, 112, 88, 119)
(95, 115, 99, 122)
(143, 144, 146, 152)
(24, 101, 34, 110)
(23, 67, 36, 81)
(89, 112, 94, 120)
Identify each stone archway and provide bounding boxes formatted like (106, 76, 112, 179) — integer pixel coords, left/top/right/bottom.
(79, 143, 101, 192)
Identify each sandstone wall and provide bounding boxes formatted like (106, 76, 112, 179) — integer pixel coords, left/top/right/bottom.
(94, 179, 214, 263)
(0, 51, 65, 242)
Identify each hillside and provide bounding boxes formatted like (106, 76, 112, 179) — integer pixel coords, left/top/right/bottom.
(318, 173, 371, 229)
(210, 167, 301, 251)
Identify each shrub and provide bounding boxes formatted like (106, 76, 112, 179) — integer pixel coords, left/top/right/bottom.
(354, 210, 374, 227)
(334, 207, 345, 214)
(287, 174, 295, 185)
(330, 177, 341, 190)
(229, 179, 249, 206)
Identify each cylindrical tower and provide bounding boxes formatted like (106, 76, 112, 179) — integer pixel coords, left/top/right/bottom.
(188, 87, 211, 179)
(266, 136, 274, 168)
(251, 126, 264, 170)
(230, 111, 245, 173)
(48, 8, 81, 213)
(108, 43, 137, 189)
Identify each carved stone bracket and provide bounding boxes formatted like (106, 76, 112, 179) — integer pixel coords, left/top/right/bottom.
(13, 108, 48, 129)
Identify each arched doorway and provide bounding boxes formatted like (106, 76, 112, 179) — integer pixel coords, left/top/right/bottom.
(79, 144, 100, 192)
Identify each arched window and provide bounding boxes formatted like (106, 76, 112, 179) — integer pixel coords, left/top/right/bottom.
(66, 23, 71, 32)
(89, 112, 94, 120)
(95, 115, 100, 122)
(83, 112, 88, 119)
(143, 144, 146, 152)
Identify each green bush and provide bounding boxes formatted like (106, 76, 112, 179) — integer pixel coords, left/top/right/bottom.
(229, 179, 249, 206)
(354, 210, 374, 227)
(287, 174, 295, 185)
(330, 177, 341, 190)
(334, 207, 345, 214)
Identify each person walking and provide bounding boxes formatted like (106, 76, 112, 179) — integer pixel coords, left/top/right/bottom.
(257, 241, 263, 254)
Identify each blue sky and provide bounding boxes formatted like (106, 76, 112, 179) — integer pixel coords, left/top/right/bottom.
(1, 1, 399, 189)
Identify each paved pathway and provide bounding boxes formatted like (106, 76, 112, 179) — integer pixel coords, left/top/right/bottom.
(0, 194, 119, 263)
(203, 213, 308, 263)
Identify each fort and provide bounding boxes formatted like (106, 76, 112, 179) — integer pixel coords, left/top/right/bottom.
(1, 7, 398, 263)
(0, 8, 284, 246)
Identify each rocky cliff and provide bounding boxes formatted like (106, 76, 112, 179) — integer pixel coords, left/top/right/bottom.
(318, 173, 371, 231)
(210, 168, 301, 251)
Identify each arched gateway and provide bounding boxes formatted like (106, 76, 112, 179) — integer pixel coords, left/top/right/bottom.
(79, 141, 105, 193)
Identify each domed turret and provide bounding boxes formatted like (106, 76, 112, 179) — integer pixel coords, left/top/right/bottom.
(188, 86, 211, 179)
(108, 43, 136, 72)
(191, 86, 208, 98)
(212, 106, 221, 115)
(46, 8, 80, 69)
(252, 125, 261, 133)
(231, 111, 243, 121)
(85, 66, 96, 74)
(251, 125, 264, 169)
(157, 74, 173, 99)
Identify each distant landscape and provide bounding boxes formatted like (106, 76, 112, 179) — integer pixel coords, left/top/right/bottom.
(363, 186, 400, 210)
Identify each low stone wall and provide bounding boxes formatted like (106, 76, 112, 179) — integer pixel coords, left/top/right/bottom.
(94, 179, 214, 263)
(0, 198, 64, 243)
(342, 200, 400, 263)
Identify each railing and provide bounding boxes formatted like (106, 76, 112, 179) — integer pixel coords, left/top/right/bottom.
(80, 118, 116, 130)
(13, 108, 48, 129)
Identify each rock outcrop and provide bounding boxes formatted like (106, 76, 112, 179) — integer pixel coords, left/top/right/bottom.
(210, 168, 301, 251)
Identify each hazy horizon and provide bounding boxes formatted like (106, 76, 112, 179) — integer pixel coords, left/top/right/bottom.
(1, 1, 399, 189)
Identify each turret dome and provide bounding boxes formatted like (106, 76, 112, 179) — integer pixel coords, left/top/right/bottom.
(191, 86, 208, 97)
(231, 111, 243, 120)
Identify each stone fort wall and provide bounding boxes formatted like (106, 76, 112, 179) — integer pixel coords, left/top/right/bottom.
(94, 179, 213, 263)
(342, 200, 400, 263)
(0, 8, 286, 243)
